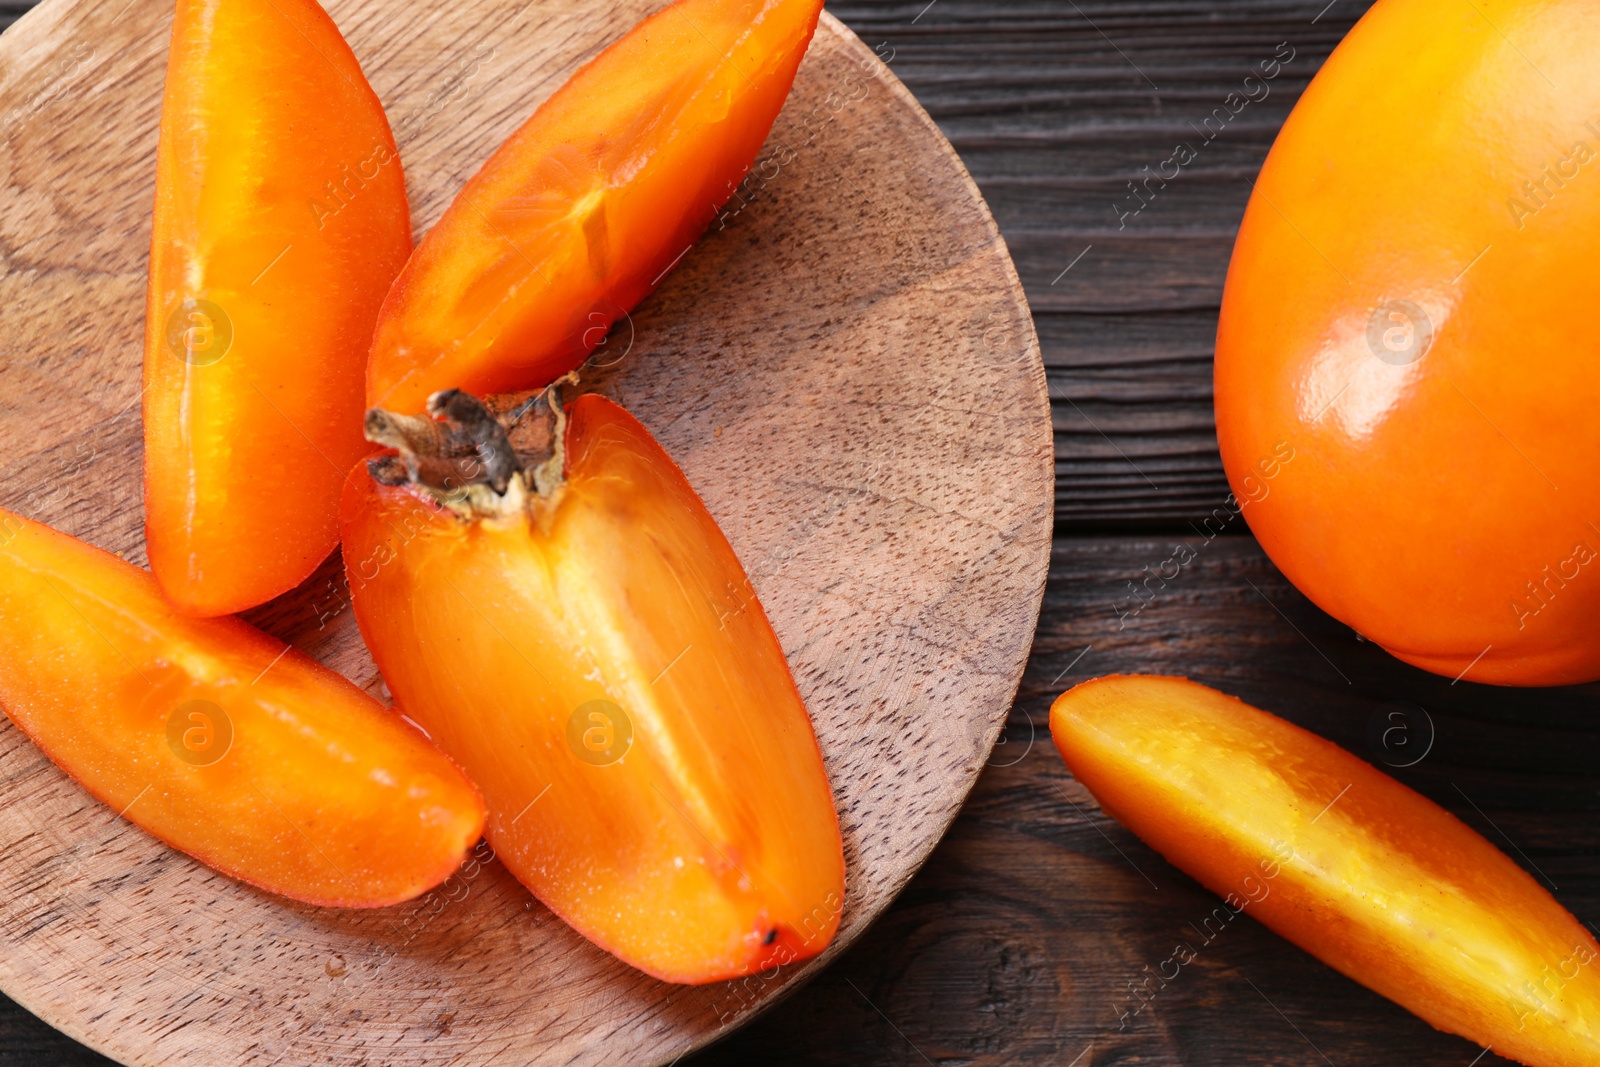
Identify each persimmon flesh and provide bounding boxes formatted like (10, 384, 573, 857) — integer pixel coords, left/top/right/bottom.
(365, 0, 825, 413)
(1052, 675, 1600, 1066)
(144, 0, 411, 616)
(1215, 0, 1600, 684)
(0, 508, 485, 908)
(340, 392, 845, 982)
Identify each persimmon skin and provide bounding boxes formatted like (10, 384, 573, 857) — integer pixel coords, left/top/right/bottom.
(340, 395, 845, 983)
(365, 0, 824, 414)
(1052, 675, 1600, 1066)
(144, 0, 412, 617)
(0, 508, 485, 908)
(1214, 0, 1600, 685)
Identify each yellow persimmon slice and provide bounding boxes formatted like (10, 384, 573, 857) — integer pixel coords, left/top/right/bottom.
(1052, 674, 1600, 1066)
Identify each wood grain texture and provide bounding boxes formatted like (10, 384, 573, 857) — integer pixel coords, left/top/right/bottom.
(7, 1, 1600, 1067)
(0, 0, 1053, 1063)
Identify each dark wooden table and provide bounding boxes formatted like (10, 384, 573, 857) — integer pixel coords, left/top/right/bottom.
(3, 1, 1596, 1064)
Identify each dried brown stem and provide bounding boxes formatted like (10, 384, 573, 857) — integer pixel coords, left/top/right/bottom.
(364, 387, 560, 518)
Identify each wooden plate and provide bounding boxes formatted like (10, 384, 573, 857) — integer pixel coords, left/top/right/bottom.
(0, 0, 1052, 1062)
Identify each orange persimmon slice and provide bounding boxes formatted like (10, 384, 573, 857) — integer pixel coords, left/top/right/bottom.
(365, 0, 825, 413)
(340, 390, 844, 982)
(144, 0, 412, 616)
(0, 508, 484, 908)
(1052, 674, 1600, 1066)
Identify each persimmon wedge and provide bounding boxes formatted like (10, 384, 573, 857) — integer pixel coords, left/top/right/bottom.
(145, 0, 412, 616)
(0, 508, 485, 908)
(340, 390, 845, 982)
(1052, 675, 1600, 1066)
(365, 0, 825, 413)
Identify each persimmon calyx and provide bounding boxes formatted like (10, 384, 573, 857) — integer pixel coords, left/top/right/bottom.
(363, 380, 577, 518)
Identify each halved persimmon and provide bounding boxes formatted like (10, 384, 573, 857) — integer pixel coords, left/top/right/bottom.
(340, 388, 844, 982)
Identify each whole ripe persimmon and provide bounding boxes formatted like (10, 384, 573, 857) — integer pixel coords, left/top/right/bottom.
(1214, 0, 1600, 684)
(144, 0, 411, 617)
(339, 390, 845, 983)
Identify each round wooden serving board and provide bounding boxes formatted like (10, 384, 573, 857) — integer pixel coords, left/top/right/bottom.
(0, 0, 1052, 1062)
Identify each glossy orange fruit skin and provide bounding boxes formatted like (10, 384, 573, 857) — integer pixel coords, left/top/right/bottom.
(1053, 675, 1600, 1066)
(0, 508, 485, 908)
(365, 0, 824, 414)
(1214, 0, 1600, 685)
(340, 395, 844, 983)
(144, 0, 412, 617)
